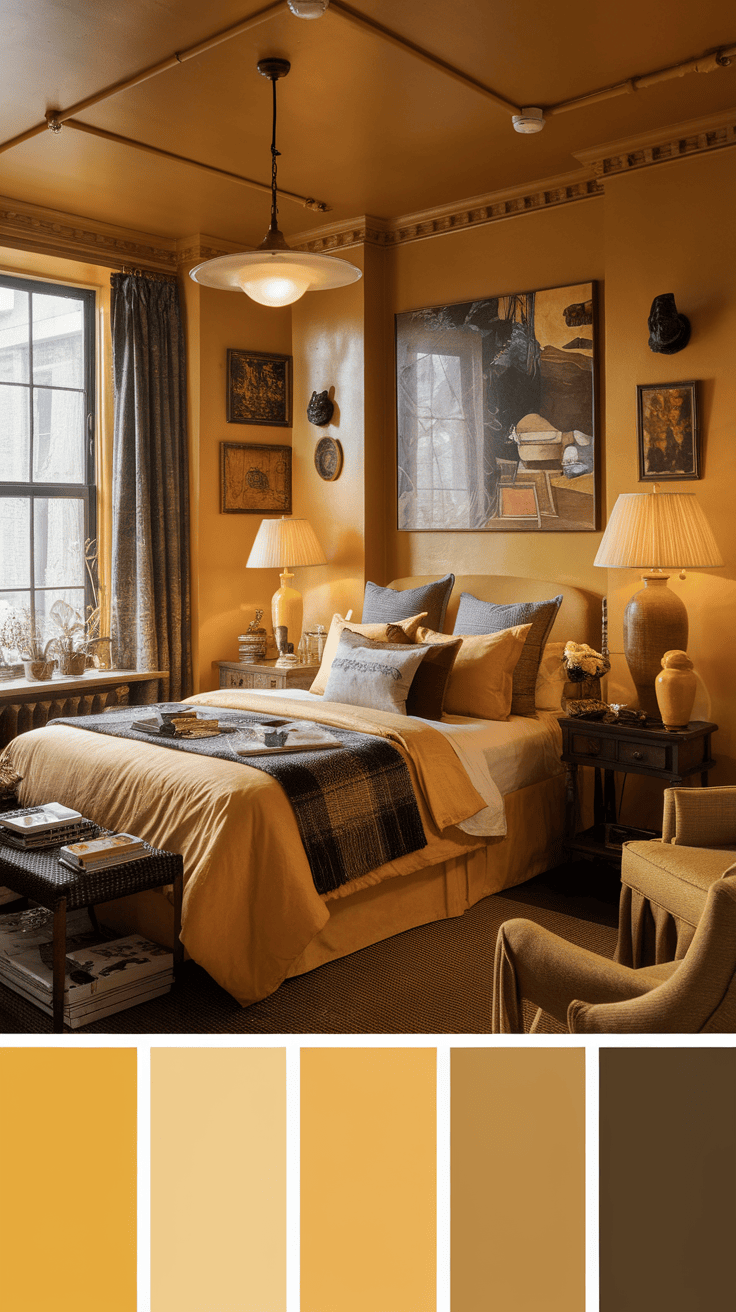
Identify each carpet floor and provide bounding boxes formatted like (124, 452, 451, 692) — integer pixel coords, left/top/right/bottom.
(0, 861, 621, 1035)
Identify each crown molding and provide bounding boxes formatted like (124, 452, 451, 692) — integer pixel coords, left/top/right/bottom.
(175, 232, 248, 268)
(574, 107, 736, 177)
(0, 194, 178, 272)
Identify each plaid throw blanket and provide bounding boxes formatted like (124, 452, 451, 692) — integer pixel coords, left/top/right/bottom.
(49, 705, 427, 895)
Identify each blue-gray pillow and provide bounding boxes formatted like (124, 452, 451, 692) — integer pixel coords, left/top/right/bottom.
(362, 574, 455, 634)
(453, 593, 563, 716)
(323, 629, 429, 714)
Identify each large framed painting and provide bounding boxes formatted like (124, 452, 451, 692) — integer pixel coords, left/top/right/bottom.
(227, 349, 292, 427)
(636, 381, 699, 481)
(220, 442, 292, 514)
(395, 282, 598, 531)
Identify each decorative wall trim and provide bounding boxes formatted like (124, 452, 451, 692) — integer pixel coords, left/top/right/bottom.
(0, 194, 177, 272)
(574, 108, 736, 178)
(175, 233, 247, 268)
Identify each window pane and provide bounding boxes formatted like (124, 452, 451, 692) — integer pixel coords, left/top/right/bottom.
(0, 499, 30, 588)
(0, 383, 30, 480)
(0, 286, 30, 384)
(32, 387, 85, 483)
(37, 588, 87, 647)
(32, 292, 84, 389)
(34, 497, 85, 588)
(0, 590, 32, 661)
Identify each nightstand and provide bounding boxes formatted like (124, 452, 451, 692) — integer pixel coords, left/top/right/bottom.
(217, 659, 321, 692)
(559, 717, 717, 867)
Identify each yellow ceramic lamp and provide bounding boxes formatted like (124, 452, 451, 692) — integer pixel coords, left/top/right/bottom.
(246, 516, 327, 651)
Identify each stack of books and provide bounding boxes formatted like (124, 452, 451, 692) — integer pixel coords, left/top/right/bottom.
(59, 832, 149, 873)
(0, 803, 92, 851)
(0, 907, 174, 1028)
(156, 708, 221, 738)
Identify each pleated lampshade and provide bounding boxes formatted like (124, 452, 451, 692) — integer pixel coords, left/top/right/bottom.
(594, 492, 723, 569)
(246, 517, 327, 569)
(594, 491, 722, 719)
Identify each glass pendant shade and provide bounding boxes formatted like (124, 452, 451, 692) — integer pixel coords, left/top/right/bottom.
(191, 249, 361, 306)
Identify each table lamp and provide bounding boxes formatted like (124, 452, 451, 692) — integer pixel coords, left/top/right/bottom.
(594, 489, 722, 717)
(246, 516, 327, 651)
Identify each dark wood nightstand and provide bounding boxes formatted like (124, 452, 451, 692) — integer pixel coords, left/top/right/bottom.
(559, 717, 717, 866)
(217, 659, 320, 692)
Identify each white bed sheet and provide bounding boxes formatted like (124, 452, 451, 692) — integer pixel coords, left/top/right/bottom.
(237, 689, 563, 840)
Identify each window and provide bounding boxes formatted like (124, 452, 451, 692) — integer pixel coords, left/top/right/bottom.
(0, 274, 96, 657)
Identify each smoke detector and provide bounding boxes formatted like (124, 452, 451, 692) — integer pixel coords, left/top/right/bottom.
(287, 0, 329, 16)
(512, 107, 546, 134)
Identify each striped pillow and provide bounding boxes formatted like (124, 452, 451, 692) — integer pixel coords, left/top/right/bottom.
(362, 574, 455, 634)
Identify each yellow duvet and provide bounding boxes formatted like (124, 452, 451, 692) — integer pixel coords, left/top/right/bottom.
(5, 691, 486, 1004)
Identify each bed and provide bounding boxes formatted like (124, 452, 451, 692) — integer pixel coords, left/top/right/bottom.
(3, 575, 602, 1006)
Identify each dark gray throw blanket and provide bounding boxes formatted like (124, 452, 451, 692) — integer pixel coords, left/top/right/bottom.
(49, 705, 427, 895)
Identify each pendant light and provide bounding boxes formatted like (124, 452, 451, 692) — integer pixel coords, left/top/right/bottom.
(189, 59, 361, 307)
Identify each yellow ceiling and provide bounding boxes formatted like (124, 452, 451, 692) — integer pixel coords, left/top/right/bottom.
(1, 0, 735, 246)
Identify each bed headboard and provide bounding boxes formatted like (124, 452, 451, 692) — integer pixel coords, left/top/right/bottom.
(387, 575, 604, 648)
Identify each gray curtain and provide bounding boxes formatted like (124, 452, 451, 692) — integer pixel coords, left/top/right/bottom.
(110, 272, 192, 699)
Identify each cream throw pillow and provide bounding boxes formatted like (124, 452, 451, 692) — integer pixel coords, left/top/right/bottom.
(309, 611, 427, 696)
(534, 640, 567, 711)
(443, 623, 532, 720)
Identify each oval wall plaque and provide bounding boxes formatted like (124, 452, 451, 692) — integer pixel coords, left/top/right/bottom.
(314, 436, 343, 482)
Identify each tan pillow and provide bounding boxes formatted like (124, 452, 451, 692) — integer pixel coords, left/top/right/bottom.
(534, 640, 567, 711)
(309, 611, 427, 696)
(443, 623, 532, 721)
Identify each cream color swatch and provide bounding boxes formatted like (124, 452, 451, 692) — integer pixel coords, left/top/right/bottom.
(452, 1047, 585, 1312)
(0, 1048, 137, 1312)
(151, 1048, 286, 1312)
(301, 1047, 436, 1312)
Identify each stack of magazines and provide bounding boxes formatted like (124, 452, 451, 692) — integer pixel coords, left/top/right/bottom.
(0, 907, 174, 1028)
(59, 833, 149, 873)
(0, 803, 92, 850)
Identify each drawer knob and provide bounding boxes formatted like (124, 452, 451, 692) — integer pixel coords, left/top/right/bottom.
(632, 750, 643, 760)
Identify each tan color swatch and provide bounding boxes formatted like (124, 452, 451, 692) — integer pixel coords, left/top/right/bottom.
(301, 1047, 436, 1312)
(151, 1047, 286, 1312)
(452, 1047, 585, 1312)
(0, 1048, 137, 1312)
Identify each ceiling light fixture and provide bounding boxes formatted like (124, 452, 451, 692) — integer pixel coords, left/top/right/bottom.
(512, 107, 546, 134)
(287, 0, 330, 17)
(190, 58, 361, 307)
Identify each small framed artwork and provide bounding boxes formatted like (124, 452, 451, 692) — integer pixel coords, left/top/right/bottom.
(220, 442, 292, 514)
(637, 381, 700, 481)
(227, 349, 293, 427)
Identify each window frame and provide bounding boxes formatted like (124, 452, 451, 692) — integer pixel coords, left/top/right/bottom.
(0, 272, 97, 631)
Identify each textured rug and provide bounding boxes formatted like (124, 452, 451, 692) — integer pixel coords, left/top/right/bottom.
(0, 862, 620, 1035)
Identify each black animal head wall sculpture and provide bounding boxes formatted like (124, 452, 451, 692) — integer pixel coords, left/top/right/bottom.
(306, 390, 334, 426)
(648, 293, 691, 355)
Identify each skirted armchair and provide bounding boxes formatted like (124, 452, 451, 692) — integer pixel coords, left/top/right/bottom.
(492, 786, 736, 1034)
(616, 785, 736, 967)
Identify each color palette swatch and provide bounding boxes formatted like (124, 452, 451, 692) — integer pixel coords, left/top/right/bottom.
(451, 1047, 586, 1312)
(0, 1048, 137, 1312)
(600, 1047, 736, 1312)
(301, 1047, 436, 1312)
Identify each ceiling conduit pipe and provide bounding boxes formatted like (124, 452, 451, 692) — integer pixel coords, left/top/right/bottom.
(548, 43, 736, 116)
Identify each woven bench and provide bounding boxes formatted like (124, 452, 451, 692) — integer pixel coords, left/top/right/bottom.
(0, 811, 183, 1032)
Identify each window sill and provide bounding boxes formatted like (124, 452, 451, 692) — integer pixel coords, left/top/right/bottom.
(0, 669, 167, 701)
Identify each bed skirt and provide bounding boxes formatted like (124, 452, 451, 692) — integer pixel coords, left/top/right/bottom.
(99, 772, 565, 984)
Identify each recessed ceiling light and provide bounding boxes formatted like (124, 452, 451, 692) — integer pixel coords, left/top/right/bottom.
(512, 107, 546, 134)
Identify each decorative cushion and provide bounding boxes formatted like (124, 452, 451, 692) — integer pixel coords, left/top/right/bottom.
(534, 640, 567, 712)
(453, 593, 563, 716)
(309, 612, 426, 696)
(337, 626, 462, 720)
(322, 629, 429, 715)
(443, 624, 532, 721)
(362, 574, 455, 633)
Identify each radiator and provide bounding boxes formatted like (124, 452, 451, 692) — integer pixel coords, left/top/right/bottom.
(0, 684, 129, 750)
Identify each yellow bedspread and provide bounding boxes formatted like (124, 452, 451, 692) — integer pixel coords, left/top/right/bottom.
(4, 692, 486, 1004)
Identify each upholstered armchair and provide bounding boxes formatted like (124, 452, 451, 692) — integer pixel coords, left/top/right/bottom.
(492, 874, 736, 1034)
(616, 785, 736, 968)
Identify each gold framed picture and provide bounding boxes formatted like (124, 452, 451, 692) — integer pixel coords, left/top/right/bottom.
(226, 349, 293, 427)
(637, 381, 700, 481)
(220, 442, 292, 514)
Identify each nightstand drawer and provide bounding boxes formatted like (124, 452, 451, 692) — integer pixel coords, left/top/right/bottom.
(571, 733, 616, 761)
(252, 672, 282, 689)
(617, 741, 667, 769)
(222, 671, 255, 689)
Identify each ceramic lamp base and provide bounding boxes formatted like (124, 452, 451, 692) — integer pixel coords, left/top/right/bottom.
(271, 568, 303, 653)
(623, 572, 688, 718)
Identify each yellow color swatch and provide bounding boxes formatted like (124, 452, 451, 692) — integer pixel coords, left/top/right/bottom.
(0, 1048, 137, 1312)
(452, 1047, 585, 1312)
(151, 1047, 286, 1312)
(301, 1047, 436, 1312)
